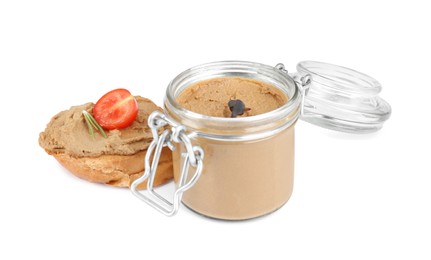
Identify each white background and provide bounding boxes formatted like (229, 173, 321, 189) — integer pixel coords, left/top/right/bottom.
(1, 0, 430, 259)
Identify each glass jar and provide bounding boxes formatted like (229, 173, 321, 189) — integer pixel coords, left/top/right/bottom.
(166, 61, 300, 220)
(130, 60, 391, 220)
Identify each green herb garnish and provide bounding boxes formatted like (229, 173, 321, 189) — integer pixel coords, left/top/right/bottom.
(82, 110, 108, 139)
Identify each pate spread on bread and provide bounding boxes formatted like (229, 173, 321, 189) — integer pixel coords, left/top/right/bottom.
(39, 95, 173, 189)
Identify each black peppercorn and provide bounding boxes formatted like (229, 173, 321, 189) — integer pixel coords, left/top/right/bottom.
(228, 99, 251, 118)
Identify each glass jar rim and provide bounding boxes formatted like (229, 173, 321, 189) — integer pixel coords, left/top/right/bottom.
(164, 60, 302, 139)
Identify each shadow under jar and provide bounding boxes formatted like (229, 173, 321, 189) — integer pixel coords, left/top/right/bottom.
(164, 61, 301, 220)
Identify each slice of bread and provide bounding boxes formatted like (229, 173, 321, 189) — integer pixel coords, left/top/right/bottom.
(52, 147, 172, 190)
(39, 96, 173, 189)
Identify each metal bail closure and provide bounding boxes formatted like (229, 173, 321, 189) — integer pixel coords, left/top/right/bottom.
(130, 110, 204, 216)
(275, 63, 311, 117)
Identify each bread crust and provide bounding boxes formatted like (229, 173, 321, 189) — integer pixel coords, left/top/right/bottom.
(51, 147, 173, 190)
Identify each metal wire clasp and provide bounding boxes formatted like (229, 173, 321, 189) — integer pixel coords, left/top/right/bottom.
(275, 63, 312, 117)
(130, 110, 204, 217)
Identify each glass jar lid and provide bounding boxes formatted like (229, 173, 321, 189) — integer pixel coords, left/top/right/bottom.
(294, 61, 391, 133)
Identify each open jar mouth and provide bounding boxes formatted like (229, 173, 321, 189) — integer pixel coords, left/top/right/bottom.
(164, 61, 302, 139)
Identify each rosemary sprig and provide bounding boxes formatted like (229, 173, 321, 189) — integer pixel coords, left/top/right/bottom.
(82, 110, 108, 139)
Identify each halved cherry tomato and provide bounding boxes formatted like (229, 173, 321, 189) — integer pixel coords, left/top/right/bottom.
(93, 88, 138, 130)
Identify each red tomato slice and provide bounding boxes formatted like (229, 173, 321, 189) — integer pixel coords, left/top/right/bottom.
(93, 88, 138, 130)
